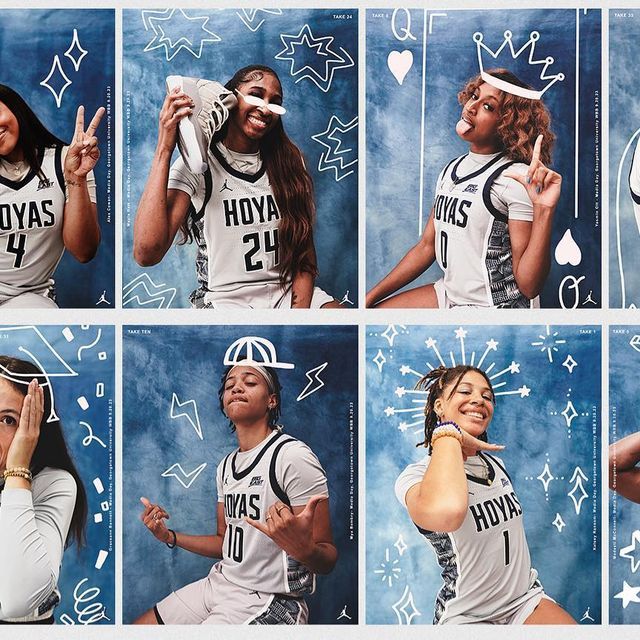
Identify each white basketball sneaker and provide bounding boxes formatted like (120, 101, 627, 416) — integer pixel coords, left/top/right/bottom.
(166, 75, 237, 174)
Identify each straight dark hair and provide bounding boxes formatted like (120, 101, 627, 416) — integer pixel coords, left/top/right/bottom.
(0, 356, 87, 548)
(179, 65, 317, 287)
(0, 85, 66, 180)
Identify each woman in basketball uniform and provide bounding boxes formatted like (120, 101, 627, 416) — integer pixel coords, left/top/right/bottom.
(135, 363, 337, 624)
(395, 365, 575, 624)
(134, 65, 340, 308)
(0, 356, 88, 623)
(0, 85, 104, 308)
(366, 68, 561, 308)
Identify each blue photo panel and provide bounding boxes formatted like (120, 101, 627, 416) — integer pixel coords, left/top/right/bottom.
(366, 324, 600, 624)
(609, 12, 640, 308)
(366, 9, 601, 309)
(123, 324, 358, 624)
(0, 325, 114, 624)
(122, 9, 358, 309)
(609, 327, 640, 623)
(0, 9, 115, 308)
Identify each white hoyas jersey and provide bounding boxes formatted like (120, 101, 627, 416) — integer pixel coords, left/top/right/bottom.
(186, 144, 281, 307)
(0, 147, 65, 302)
(396, 453, 540, 624)
(217, 430, 319, 596)
(433, 153, 530, 308)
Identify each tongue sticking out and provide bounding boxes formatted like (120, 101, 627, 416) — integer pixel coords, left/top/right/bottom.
(456, 119, 473, 135)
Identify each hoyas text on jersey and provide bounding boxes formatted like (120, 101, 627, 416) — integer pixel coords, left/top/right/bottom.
(469, 491, 523, 533)
(433, 194, 470, 228)
(0, 200, 56, 232)
(224, 492, 261, 520)
(224, 194, 280, 228)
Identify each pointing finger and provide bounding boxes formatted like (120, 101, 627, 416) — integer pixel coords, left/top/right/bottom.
(86, 107, 105, 137)
(74, 106, 85, 143)
(530, 134, 543, 167)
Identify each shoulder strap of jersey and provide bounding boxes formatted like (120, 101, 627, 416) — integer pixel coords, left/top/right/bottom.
(268, 436, 298, 507)
(481, 159, 519, 223)
(221, 449, 234, 482)
(54, 146, 65, 195)
(482, 452, 512, 483)
(188, 167, 213, 241)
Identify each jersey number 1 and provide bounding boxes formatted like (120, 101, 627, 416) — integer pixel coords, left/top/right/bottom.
(502, 530, 511, 566)
(5, 233, 27, 268)
(243, 229, 279, 272)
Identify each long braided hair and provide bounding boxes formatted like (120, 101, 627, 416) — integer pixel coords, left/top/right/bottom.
(416, 365, 495, 453)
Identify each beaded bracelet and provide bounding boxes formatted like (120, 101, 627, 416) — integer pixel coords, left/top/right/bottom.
(3, 467, 33, 482)
(431, 421, 463, 446)
(166, 529, 177, 549)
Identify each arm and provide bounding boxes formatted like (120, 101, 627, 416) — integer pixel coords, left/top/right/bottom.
(133, 88, 195, 266)
(610, 432, 640, 503)
(62, 106, 105, 263)
(504, 135, 561, 300)
(139, 497, 225, 558)
(290, 242, 319, 308)
(0, 472, 76, 618)
(366, 213, 436, 307)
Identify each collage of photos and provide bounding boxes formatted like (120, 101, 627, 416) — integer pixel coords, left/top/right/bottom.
(0, 4, 638, 638)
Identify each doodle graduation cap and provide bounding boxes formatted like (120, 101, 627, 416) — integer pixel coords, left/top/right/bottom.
(223, 336, 295, 369)
(0, 325, 78, 423)
(473, 30, 565, 100)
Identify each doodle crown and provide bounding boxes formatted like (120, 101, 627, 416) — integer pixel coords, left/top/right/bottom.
(224, 336, 295, 369)
(473, 30, 565, 100)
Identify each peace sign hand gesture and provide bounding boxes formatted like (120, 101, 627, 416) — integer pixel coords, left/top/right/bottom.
(64, 105, 106, 178)
(504, 134, 562, 210)
(245, 495, 327, 563)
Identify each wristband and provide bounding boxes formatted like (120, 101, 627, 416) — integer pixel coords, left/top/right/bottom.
(3, 467, 33, 482)
(166, 529, 177, 549)
(431, 421, 463, 446)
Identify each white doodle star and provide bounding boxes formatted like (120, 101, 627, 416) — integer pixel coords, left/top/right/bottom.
(311, 115, 358, 182)
(518, 385, 531, 398)
(392, 586, 421, 625)
(562, 354, 578, 373)
(561, 400, 579, 427)
(537, 462, 554, 493)
(382, 325, 400, 347)
(620, 530, 640, 573)
(454, 327, 467, 339)
(425, 337, 437, 349)
(40, 55, 72, 109)
(398, 422, 409, 433)
(614, 581, 640, 608)
(394, 534, 408, 556)
(384, 406, 395, 417)
(508, 361, 520, 374)
(275, 24, 355, 93)
(373, 349, 386, 372)
(399, 365, 412, 375)
(143, 9, 221, 61)
(395, 386, 406, 398)
(486, 339, 499, 350)
(236, 8, 283, 32)
(552, 513, 566, 532)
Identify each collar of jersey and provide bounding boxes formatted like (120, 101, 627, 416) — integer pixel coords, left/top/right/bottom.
(0, 147, 44, 190)
(211, 142, 267, 184)
(231, 429, 284, 479)
(451, 151, 507, 185)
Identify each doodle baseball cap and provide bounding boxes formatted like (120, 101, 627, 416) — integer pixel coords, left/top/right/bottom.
(223, 336, 295, 370)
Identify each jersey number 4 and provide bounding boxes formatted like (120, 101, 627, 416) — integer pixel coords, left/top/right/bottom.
(5, 233, 27, 268)
(243, 229, 279, 272)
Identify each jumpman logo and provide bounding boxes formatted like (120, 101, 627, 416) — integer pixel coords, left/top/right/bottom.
(580, 607, 594, 622)
(340, 290, 354, 305)
(96, 291, 110, 306)
(337, 605, 351, 620)
(220, 179, 233, 193)
(582, 290, 597, 306)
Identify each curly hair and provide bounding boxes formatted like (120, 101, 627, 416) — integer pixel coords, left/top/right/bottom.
(458, 68, 555, 165)
(217, 364, 282, 431)
(179, 65, 318, 288)
(416, 365, 495, 453)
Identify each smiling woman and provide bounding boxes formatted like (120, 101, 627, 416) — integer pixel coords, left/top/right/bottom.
(366, 68, 561, 309)
(0, 85, 104, 308)
(395, 365, 575, 625)
(133, 65, 340, 309)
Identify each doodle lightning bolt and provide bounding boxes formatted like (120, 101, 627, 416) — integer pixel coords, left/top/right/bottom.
(170, 393, 203, 440)
(297, 362, 329, 402)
